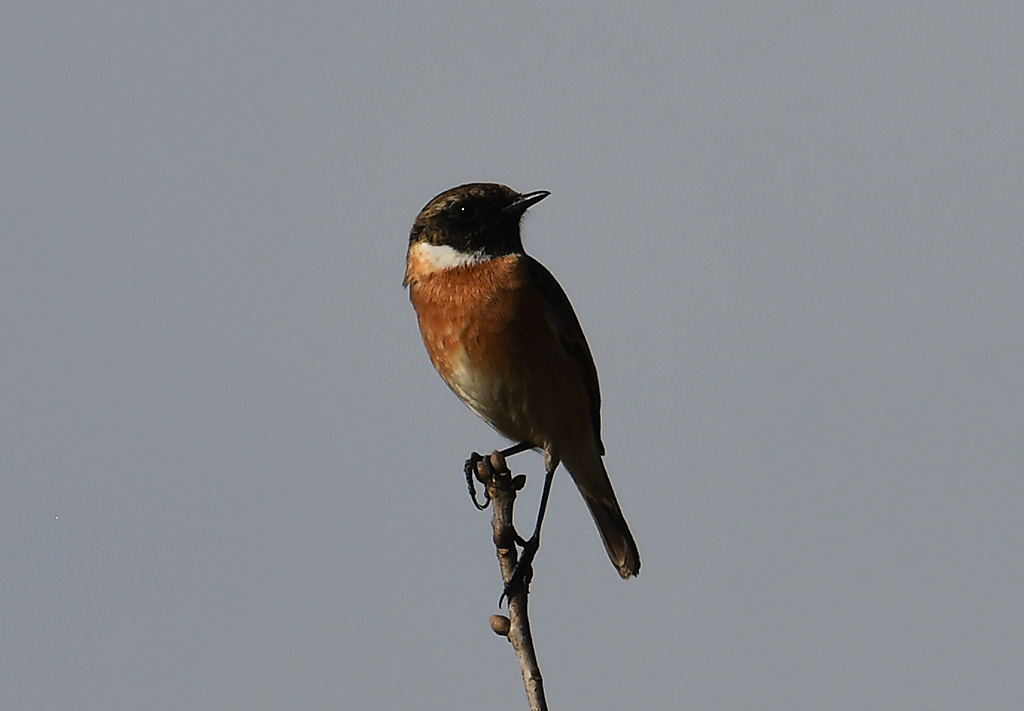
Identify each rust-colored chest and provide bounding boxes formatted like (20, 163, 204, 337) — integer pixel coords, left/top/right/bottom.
(407, 255, 548, 380)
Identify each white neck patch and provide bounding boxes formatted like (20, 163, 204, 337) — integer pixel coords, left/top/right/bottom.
(412, 242, 488, 272)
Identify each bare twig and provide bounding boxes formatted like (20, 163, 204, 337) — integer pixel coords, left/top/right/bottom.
(474, 450, 548, 711)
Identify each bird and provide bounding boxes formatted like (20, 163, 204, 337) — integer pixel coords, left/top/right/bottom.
(403, 182, 640, 579)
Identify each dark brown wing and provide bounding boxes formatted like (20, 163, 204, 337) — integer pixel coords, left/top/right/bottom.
(524, 256, 605, 455)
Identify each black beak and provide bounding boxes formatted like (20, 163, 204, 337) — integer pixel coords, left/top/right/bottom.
(503, 190, 551, 215)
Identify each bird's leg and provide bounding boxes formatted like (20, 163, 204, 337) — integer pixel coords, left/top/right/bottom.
(499, 441, 533, 459)
(501, 453, 557, 605)
(464, 442, 533, 510)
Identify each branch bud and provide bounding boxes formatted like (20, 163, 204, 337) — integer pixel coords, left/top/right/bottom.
(489, 614, 511, 636)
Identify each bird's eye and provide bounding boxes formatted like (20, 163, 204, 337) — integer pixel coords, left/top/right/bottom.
(450, 203, 480, 223)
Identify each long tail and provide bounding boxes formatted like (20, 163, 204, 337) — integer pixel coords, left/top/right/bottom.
(567, 453, 640, 578)
(583, 491, 641, 578)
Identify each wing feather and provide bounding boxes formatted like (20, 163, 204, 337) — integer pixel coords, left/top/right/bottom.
(524, 256, 605, 455)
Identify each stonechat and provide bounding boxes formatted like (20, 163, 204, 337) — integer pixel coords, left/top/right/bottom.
(404, 183, 639, 579)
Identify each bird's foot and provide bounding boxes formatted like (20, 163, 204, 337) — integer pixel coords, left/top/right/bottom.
(463, 452, 491, 510)
(500, 535, 539, 606)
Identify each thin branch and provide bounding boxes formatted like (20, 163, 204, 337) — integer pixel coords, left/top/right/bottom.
(474, 450, 548, 711)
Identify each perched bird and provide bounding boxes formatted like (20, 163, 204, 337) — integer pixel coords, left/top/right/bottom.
(403, 183, 639, 579)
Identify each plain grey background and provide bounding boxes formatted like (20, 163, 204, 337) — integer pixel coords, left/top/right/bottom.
(3, 2, 1022, 709)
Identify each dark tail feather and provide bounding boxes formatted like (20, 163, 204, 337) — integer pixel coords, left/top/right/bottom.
(584, 494, 640, 578)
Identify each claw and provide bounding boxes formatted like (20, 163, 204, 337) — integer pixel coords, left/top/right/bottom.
(463, 453, 491, 510)
(499, 536, 539, 606)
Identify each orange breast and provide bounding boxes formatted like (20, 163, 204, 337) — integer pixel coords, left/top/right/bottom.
(408, 256, 593, 454)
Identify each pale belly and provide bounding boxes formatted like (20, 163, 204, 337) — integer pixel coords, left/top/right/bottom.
(443, 351, 543, 447)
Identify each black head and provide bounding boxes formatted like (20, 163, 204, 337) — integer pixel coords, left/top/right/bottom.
(409, 183, 550, 259)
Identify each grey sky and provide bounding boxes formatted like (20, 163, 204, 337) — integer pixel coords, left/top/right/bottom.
(3, 2, 1022, 709)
